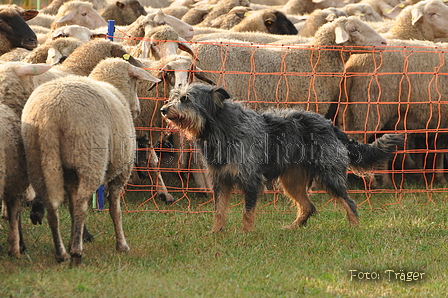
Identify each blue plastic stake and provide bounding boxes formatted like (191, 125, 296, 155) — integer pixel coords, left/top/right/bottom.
(107, 20, 115, 41)
(97, 185, 105, 210)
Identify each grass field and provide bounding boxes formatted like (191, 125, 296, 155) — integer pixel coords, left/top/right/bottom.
(1, 190, 447, 297)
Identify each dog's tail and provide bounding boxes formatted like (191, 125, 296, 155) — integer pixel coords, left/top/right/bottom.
(333, 127, 404, 173)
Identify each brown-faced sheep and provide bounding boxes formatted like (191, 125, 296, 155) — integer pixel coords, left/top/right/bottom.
(100, 0, 147, 26)
(192, 16, 387, 118)
(0, 5, 38, 56)
(21, 58, 160, 265)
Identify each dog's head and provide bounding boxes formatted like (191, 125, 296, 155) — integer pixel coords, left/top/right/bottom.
(160, 83, 231, 139)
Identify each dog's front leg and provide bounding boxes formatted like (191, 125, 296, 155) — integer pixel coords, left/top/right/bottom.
(211, 183, 232, 233)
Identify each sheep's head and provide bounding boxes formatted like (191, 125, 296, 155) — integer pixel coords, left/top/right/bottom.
(322, 16, 387, 52)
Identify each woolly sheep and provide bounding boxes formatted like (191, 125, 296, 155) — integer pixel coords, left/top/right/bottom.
(52, 24, 107, 42)
(192, 16, 387, 117)
(26, 13, 57, 28)
(193, 30, 297, 43)
(382, 0, 448, 41)
(180, 6, 212, 25)
(0, 105, 28, 258)
(0, 5, 38, 56)
(21, 58, 160, 265)
(18, 37, 83, 64)
(52, 38, 145, 76)
(0, 48, 31, 62)
(50, 0, 108, 30)
(0, 62, 57, 257)
(100, 0, 147, 26)
(197, 0, 250, 28)
(298, 8, 347, 37)
(108, 10, 194, 45)
(338, 39, 448, 184)
(230, 9, 298, 35)
(130, 25, 195, 60)
(134, 54, 214, 194)
(360, 0, 403, 19)
(341, 3, 383, 22)
(250, 0, 347, 15)
(209, 6, 251, 30)
(40, 0, 106, 15)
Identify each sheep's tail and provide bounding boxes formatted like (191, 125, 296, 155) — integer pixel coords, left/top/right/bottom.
(332, 127, 404, 174)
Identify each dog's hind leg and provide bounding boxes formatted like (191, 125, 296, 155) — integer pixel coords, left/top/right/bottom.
(322, 175, 359, 226)
(211, 183, 233, 233)
(241, 185, 262, 233)
(279, 168, 316, 229)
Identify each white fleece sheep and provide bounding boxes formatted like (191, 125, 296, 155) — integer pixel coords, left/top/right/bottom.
(130, 25, 195, 60)
(0, 105, 28, 258)
(21, 58, 160, 265)
(50, 0, 108, 30)
(192, 16, 387, 117)
(133, 54, 214, 196)
(339, 38, 448, 184)
(298, 7, 347, 37)
(0, 62, 56, 257)
(382, 0, 448, 41)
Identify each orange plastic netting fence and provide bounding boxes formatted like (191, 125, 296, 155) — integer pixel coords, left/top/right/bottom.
(102, 31, 448, 212)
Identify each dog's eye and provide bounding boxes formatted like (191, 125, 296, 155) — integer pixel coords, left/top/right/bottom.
(180, 96, 189, 103)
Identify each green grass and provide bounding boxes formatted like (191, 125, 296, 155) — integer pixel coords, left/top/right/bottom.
(1, 191, 447, 297)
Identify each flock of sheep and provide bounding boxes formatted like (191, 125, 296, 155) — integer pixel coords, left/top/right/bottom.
(1, 0, 447, 264)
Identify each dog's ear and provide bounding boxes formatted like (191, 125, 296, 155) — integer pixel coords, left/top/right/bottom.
(212, 86, 231, 107)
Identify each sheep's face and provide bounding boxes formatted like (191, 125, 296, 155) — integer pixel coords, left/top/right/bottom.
(416, 0, 448, 40)
(335, 17, 387, 52)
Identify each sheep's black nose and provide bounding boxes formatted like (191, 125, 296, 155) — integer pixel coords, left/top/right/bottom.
(160, 107, 168, 115)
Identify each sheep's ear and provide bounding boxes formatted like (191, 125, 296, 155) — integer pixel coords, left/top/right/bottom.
(46, 48, 63, 65)
(335, 25, 349, 44)
(325, 13, 337, 22)
(55, 10, 76, 23)
(212, 86, 230, 106)
(116, 1, 126, 9)
(14, 64, 52, 77)
(194, 66, 215, 85)
(411, 6, 423, 25)
(128, 65, 161, 83)
(21, 10, 39, 21)
(178, 38, 198, 60)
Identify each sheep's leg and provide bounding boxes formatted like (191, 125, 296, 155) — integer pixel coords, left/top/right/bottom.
(46, 203, 69, 263)
(148, 147, 174, 202)
(4, 194, 25, 257)
(108, 177, 130, 253)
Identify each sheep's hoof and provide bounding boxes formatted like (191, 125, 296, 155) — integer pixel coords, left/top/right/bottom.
(70, 253, 83, 266)
(8, 249, 21, 259)
(55, 252, 70, 263)
(158, 192, 175, 204)
(116, 243, 130, 253)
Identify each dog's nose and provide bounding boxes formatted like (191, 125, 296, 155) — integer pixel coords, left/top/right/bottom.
(160, 106, 168, 115)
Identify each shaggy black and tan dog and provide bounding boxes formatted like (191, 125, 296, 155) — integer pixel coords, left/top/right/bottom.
(161, 83, 403, 232)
